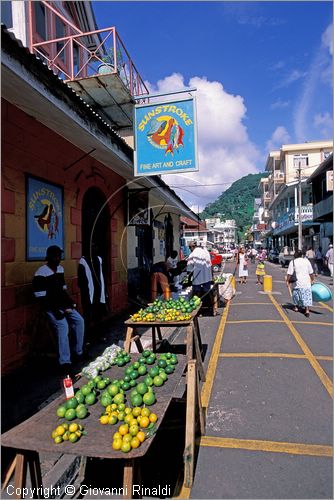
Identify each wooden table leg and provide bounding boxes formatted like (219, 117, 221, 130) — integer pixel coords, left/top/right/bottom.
(183, 360, 197, 489)
(152, 326, 157, 352)
(123, 459, 135, 499)
(28, 452, 43, 498)
(186, 325, 194, 361)
(124, 327, 134, 353)
(13, 452, 27, 499)
(156, 326, 163, 341)
(193, 317, 203, 354)
(2, 456, 17, 491)
(193, 326, 205, 383)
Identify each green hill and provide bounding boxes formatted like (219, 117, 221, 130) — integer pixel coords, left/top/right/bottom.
(200, 172, 266, 241)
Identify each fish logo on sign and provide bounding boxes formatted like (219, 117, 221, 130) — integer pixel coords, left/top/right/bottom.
(147, 117, 184, 156)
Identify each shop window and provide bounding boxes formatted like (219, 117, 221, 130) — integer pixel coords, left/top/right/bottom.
(1, 1, 13, 28)
(34, 1, 47, 40)
(293, 154, 309, 168)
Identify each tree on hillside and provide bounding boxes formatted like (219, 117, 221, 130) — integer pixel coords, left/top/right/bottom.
(200, 173, 266, 240)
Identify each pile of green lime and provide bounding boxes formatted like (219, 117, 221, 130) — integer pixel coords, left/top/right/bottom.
(99, 382, 127, 409)
(113, 350, 131, 367)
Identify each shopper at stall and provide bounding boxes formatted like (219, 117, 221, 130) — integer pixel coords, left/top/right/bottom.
(32, 245, 85, 374)
(325, 244, 333, 278)
(151, 260, 170, 301)
(285, 249, 315, 317)
(305, 247, 317, 275)
(187, 241, 212, 296)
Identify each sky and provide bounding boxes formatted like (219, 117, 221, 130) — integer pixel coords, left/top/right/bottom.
(93, 1, 333, 211)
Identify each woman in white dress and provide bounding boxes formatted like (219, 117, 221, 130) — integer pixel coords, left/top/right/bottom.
(237, 247, 248, 284)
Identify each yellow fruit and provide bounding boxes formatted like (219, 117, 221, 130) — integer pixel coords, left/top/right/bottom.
(75, 430, 82, 438)
(112, 438, 122, 450)
(132, 407, 141, 417)
(141, 407, 150, 418)
(62, 423, 69, 430)
(69, 423, 78, 433)
(124, 414, 133, 425)
(55, 425, 66, 436)
(119, 424, 129, 436)
(137, 431, 146, 443)
(140, 416, 150, 428)
(108, 415, 118, 425)
(62, 431, 70, 441)
(131, 437, 140, 449)
(149, 413, 158, 423)
(54, 436, 63, 444)
(106, 405, 112, 413)
(122, 433, 132, 444)
(100, 415, 109, 425)
(113, 432, 122, 440)
(51, 430, 57, 439)
(124, 407, 132, 415)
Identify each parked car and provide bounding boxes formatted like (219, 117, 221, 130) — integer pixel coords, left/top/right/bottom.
(210, 252, 223, 272)
(268, 248, 279, 263)
(219, 250, 234, 261)
(278, 247, 295, 267)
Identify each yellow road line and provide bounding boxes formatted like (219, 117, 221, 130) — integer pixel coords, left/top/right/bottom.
(231, 302, 272, 306)
(201, 302, 230, 408)
(269, 293, 333, 397)
(200, 436, 333, 457)
(227, 319, 284, 324)
(219, 353, 333, 361)
(319, 302, 333, 312)
(292, 321, 333, 327)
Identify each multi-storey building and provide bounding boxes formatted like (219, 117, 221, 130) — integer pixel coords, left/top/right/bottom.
(205, 219, 237, 248)
(262, 141, 333, 250)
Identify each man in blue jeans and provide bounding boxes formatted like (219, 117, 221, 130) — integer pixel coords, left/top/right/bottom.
(33, 245, 85, 375)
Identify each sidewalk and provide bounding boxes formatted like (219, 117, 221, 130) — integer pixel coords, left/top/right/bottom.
(188, 261, 333, 499)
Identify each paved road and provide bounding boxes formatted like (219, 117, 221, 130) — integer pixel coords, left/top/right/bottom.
(186, 260, 333, 499)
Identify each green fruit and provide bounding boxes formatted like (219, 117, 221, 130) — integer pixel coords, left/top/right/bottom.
(85, 393, 96, 405)
(143, 350, 151, 358)
(87, 380, 96, 389)
(165, 365, 174, 374)
(149, 366, 159, 378)
(103, 377, 111, 385)
(80, 385, 91, 396)
(144, 376, 154, 387)
(97, 380, 106, 390)
(93, 375, 102, 383)
(65, 408, 76, 421)
(116, 358, 126, 367)
(153, 375, 164, 387)
(101, 394, 112, 407)
(138, 365, 147, 376)
(108, 384, 119, 397)
(122, 382, 130, 391)
(76, 405, 88, 419)
(158, 359, 167, 368)
(124, 375, 131, 382)
(56, 405, 67, 418)
(75, 391, 85, 404)
(66, 397, 78, 409)
(113, 393, 125, 405)
(138, 357, 146, 364)
(125, 367, 133, 376)
(146, 356, 155, 365)
(129, 379, 136, 387)
(130, 389, 138, 398)
(133, 361, 140, 370)
(136, 382, 148, 395)
(170, 356, 178, 365)
(143, 392, 156, 406)
(131, 393, 143, 407)
(130, 370, 139, 380)
(159, 371, 168, 382)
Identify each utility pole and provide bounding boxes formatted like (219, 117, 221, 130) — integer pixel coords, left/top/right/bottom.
(297, 161, 303, 251)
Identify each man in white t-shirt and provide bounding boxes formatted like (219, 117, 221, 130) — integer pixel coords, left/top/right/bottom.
(325, 244, 333, 277)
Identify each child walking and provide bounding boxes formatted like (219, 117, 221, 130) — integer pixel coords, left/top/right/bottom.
(256, 259, 266, 284)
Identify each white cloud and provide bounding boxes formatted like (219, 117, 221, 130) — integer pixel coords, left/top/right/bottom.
(313, 112, 333, 138)
(294, 24, 332, 142)
(275, 69, 307, 89)
(322, 24, 333, 56)
(270, 99, 290, 110)
(145, 73, 260, 209)
(266, 126, 291, 152)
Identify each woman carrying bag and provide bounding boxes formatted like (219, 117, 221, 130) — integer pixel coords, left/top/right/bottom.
(286, 249, 315, 317)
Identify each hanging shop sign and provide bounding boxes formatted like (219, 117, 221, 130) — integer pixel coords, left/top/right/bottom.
(26, 176, 64, 260)
(127, 189, 150, 225)
(134, 97, 198, 176)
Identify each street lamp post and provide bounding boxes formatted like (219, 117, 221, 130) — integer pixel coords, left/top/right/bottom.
(297, 162, 303, 250)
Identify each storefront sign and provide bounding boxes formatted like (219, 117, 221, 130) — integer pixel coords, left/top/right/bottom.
(26, 176, 64, 260)
(326, 170, 333, 191)
(134, 97, 198, 176)
(127, 189, 150, 225)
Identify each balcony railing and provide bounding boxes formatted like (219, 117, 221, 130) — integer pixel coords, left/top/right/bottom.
(273, 206, 313, 235)
(31, 26, 149, 98)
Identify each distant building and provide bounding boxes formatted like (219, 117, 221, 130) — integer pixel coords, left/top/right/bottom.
(307, 153, 333, 252)
(205, 219, 237, 248)
(181, 217, 209, 250)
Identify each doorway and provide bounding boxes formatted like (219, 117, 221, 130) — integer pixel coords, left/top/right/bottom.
(81, 187, 110, 272)
(165, 213, 174, 258)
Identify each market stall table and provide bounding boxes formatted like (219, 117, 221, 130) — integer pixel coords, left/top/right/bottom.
(124, 305, 205, 383)
(1, 353, 203, 498)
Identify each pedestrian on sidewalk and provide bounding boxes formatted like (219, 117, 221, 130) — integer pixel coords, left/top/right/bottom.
(237, 247, 248, 284)
(315, 247, 324, 275)
(325, 244, 333, 278)
(32, 245, 85, 374)
(187, 241, 212, 296)
(285, 249, 315, 318)
(255, 256, 266, 285)
(305, 247, 317, 275)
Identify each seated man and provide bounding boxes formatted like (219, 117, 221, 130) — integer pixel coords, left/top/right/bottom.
(32, 245, 85, 374)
